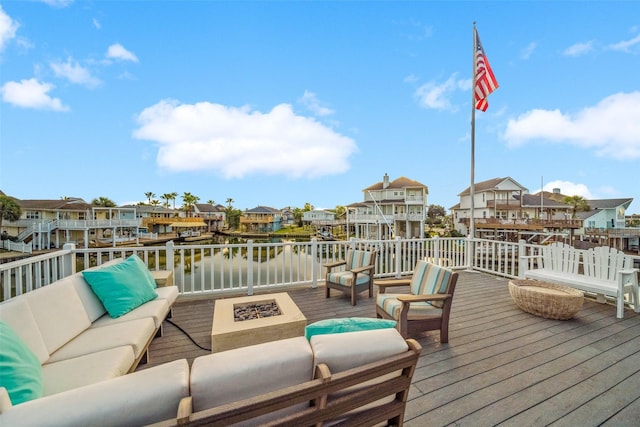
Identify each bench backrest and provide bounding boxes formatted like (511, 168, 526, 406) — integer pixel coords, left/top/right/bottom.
(540, 242, 580, 274)
(582, 246, 635, 282)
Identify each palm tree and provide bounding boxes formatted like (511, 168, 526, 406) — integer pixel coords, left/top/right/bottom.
(151, 199, 161, 206)
(91, 196, 117, 207)
(182, 192, 200, 217)
(161, 193, 173, 208)
(563, 195, 591, 218)
(207, 199, 215, 205)
(226, 198, 234, 207)
(170, 192, 178, 209)
(144, 192, 155, 205)
(0, 195, 22, 233)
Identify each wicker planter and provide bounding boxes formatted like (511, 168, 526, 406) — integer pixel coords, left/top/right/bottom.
(508, 279, 584, 320)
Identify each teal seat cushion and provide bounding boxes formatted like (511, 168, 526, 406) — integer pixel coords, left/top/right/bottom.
(82, 255, 158, 318)
(0, 320, 44, 405)
(327, 271, 370, 287)
(305, 317, 397, 340)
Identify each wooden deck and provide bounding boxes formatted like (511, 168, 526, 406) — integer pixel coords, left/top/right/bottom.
(139, 271, 640, 426)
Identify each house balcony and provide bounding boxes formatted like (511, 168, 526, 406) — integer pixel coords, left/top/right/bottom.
(240, 216, 276, 224)
(459, 217, 583, 230)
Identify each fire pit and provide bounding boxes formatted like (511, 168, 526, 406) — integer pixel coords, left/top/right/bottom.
(211, 293, 307, 353)
(234, 301, 281, 321)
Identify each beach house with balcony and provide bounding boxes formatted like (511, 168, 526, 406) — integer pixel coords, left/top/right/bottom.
(240, 206, 282, 233)
(347, 174, 428, 239)
(1, 195, 140, 249)
(450, 177, 582, 242)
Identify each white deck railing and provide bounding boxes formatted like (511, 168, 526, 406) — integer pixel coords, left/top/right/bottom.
(2, 237, 638, 302)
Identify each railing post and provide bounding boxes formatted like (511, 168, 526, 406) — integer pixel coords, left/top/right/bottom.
(311, 238, 318, 289)
(395, 236, 402, 278)
(434, 236, 441, 266)
(465, 235, 474, 271)
(517, 239, 526, 278)
(247, 239, 254, 296)
(166, 241, 175, 272)
(62, 243, 77, 276)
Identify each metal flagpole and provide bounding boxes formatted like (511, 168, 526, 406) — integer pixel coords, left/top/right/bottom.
(470, 23, 477, 240)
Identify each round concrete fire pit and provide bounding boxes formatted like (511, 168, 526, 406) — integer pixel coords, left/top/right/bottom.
(509, 279, 584, 320)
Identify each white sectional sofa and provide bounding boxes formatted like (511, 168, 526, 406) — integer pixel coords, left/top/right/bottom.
(0, 253, 421, 426)
(0, 255, 183, 426)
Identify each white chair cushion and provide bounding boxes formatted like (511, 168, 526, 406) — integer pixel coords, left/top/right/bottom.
(47, 317, 155, 363)
(25, 279, 92, 355)
(1, 359, 190, 427)
(42, 346, 135, 396)
(0, 298, 49, 364)
(90, 299, 169, 329)
(190, 336, 313, 412)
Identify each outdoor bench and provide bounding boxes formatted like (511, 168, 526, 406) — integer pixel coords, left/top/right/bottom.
(519, 242, 639, 319)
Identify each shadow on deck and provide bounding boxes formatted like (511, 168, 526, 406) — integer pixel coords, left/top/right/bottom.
(139, 271, 640, 426)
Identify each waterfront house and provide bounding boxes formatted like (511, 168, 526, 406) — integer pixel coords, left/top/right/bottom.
(347, 174, 429, 239)
(240, 206, 283, 233)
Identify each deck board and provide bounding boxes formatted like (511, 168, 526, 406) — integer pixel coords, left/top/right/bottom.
(139, 271, 640, 426)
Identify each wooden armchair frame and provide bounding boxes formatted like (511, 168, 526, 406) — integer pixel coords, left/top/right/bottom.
(325, 250, 377, 306)
(375, 263, 458, 342)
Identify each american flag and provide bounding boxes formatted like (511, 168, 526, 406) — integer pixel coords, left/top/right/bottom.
(474, 29, 498, 112)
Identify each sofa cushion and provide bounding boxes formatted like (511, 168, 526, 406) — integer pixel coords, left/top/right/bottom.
(68, 273, 108, 322)
(128, 254, 158, 289)
(190, 336, 313, 412)
(25, 278, 92, 355)
(90, 298, 169, 330)
(46, 317, 155, 363)
(82, 256, 158, 318)
(305, 317, 397, 340)
(155, 285, 179, 306)
(42, 346, 135, 396)
(0, 298, 49, 364)
(0, 321, 44, 405)
(310, 328, 409, 373)
(0, 359, 190, 427)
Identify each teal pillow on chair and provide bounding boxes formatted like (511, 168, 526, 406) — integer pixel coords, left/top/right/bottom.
(0, 320, 44, 405)
(83, 255, 158, 318)
(305, 317, 397, 340)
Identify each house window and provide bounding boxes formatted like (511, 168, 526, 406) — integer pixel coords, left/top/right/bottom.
(26, 211, 40, 219)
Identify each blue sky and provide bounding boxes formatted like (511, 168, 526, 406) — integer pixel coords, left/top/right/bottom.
(1, 1, 639, 214)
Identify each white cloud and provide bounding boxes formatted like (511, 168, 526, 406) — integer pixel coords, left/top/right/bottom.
(298, 90, 334, 117)
(1, 78, 69, 111)
(93, 18, 101, 30)
(608, 33, 640, 53)
(543, 180, 593, 199)
(563, 41, 594, 57)
(503, 91, 640, 159)
(0, 5, 19, 51)
(106, 43, 139, 62)
(133, 100, 357, 178)
(521, 42, 537, 60)
(414, 74, 459, 111)
(50, 58, 101, 88)
(38, 0, 74, 7)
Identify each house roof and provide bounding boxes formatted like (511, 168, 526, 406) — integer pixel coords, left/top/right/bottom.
(575, 198, 634, 220)
(17, 198, 93, 211)
(195, 203, 221, 213)
(245, 206, 280, 214)
(517, 194, 570, 209)
(363, 176, 428, 193)
(457, 177, 528, 196)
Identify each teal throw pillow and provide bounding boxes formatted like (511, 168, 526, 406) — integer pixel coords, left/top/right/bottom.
(0, 320, 44, 405)
(305, 317, 397, 340)
(127, 254, 158, 289)
(83, 256, 158, 318)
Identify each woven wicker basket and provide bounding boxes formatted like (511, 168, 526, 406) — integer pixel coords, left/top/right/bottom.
(508, 279, 584, 320)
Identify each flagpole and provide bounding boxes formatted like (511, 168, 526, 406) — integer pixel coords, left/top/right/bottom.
(470, 23, 477, 241)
